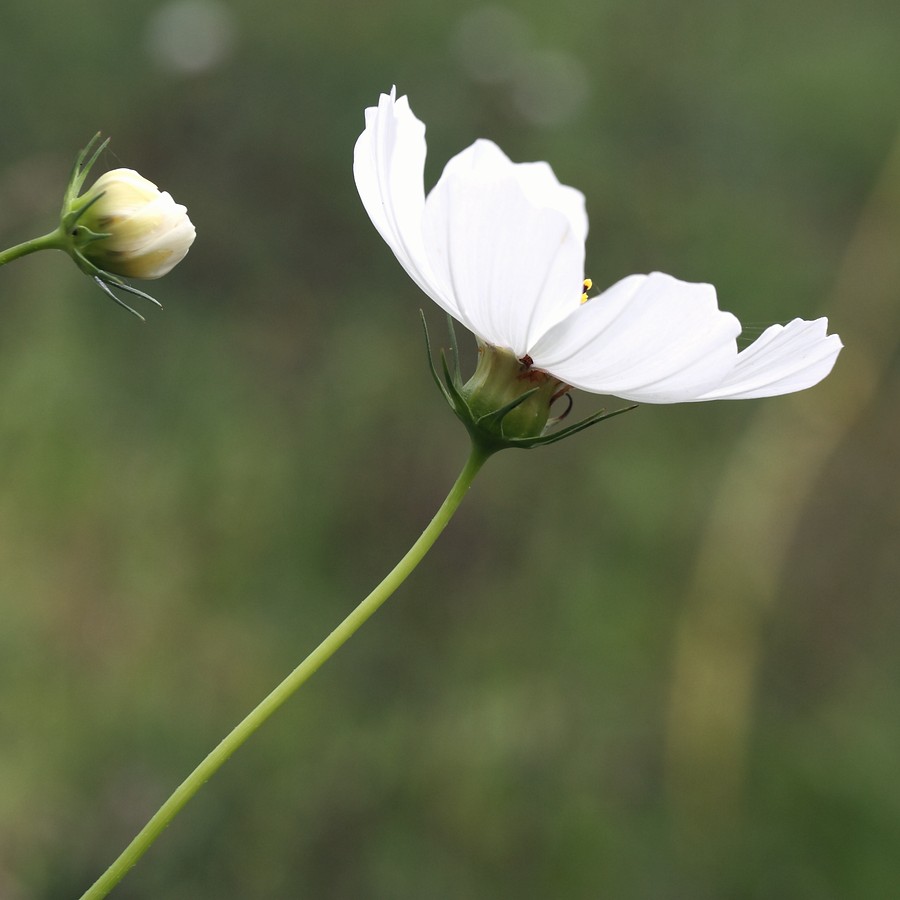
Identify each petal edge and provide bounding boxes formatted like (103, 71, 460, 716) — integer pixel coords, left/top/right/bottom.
(353, 90, 460, 319)
(692, 318, 842, 400)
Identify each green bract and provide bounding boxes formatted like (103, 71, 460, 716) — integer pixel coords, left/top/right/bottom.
(423, 314, 636, 454)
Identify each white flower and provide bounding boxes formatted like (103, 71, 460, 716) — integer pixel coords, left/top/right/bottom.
(78, 168, 196, 280)
(354, 89, 841, 404)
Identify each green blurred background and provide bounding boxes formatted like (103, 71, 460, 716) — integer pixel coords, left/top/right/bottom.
(1, 0, 899, 897)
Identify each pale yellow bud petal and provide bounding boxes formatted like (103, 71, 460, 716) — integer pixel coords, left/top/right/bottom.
(78, 168, 196, 279)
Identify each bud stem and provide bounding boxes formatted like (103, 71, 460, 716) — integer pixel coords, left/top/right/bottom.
(78, 441, 493, 900)
(0, 228, 67, 268)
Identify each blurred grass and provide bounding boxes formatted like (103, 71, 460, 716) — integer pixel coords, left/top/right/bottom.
(1, 0, 899, 897)
(667, 125, 900, 853)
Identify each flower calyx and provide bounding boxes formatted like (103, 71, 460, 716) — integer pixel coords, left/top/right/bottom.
(422, 313, 636, 454)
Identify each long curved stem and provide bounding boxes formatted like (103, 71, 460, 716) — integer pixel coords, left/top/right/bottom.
(0, 229, 66, 268)
(79, 442, 492, 900)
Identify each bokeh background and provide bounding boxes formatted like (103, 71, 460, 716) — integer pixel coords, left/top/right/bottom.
(1, 1, 899, 897)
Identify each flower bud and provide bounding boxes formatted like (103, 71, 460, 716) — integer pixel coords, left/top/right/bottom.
(74, 168, 195, 279)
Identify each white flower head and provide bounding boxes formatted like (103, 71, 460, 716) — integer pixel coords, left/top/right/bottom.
(354, 89, 841, 410)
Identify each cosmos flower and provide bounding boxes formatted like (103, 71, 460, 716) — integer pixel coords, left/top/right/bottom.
(354, 89, 841, 406)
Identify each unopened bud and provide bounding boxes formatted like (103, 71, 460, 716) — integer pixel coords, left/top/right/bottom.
(74, 168, 195, 279)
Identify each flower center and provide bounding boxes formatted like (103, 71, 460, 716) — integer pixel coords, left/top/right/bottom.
(581, 278, 593, 304)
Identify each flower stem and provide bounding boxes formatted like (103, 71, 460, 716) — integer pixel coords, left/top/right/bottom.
(78, 441, 493, 900)
(0, 228, 66, 268)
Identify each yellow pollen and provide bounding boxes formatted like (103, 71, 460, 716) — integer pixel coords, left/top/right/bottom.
(581, 278, 592, 304)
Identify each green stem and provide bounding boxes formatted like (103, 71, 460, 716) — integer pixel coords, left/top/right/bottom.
(79, 441, 493, 900)
(0, 228, 66, 268)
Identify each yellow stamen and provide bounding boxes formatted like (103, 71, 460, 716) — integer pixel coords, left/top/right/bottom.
(581, 277, 592, 304)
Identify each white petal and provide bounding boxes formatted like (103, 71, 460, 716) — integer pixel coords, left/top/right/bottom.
(423, 139, 585, 355)
(511, 160, 588, 245)
(692, 318, 842, 400)
(531, 272, 743, 403)
(353, 89, 460, 319)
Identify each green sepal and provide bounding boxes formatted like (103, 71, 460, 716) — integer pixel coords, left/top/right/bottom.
(499, 403, 638, 449)
(91, 274, 163, 320)
(473, 386, 541, 433)
(439, 349, 472, 418)
(62, 133, 109, 215)
(69, 245, 163, 320)
(445, 313, 463, 386)
(421, 314, 638, 453)
(69, 224, 112, 245)
(420, 311, 455, 408)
